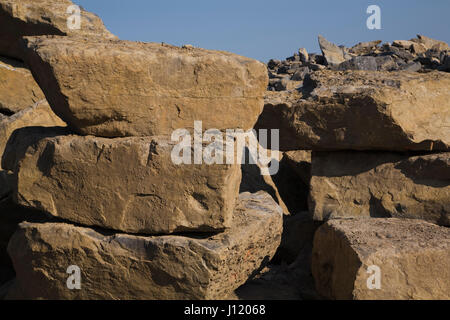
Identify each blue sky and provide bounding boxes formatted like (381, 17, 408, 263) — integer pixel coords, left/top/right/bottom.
(73, 0, 450, 62)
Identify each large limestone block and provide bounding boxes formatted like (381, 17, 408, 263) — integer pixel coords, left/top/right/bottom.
(0, 56, 45, 114)
(0, 100, 66, 169)
(262, 70, 450, 151)
(312, 218, 450, 300)
(8, 133, 241, 234)
(0, 0, 116, 60)
(22, 36, 269, 137)
(309, 151, 450, 226)
(6, 191, 283, 300)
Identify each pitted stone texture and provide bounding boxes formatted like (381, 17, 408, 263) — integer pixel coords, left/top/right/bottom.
(312, 218, 450, 300)
(7, 191, 283, 300)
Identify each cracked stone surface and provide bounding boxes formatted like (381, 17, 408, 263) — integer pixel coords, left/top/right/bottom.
(309, 151, 450, 226)
(21, 36, 268, 137)
(4, 132, 241, 234)
(312, 218, 450, 300)
(6, 191, 283, 300)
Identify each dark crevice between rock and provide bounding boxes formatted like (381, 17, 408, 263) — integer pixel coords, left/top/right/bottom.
(237, 143, 319, 299)
(0, 108, 14, 117)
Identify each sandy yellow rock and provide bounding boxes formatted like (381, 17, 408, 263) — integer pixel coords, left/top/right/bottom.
(6, 191, 283, 300)
(309, 151, 450, 226)
(392, 40, 416, 49)
(22, 36, 268, 137)
(263, 70, 450, 151)
(0, 0, 116, 60)
(0, 56, 45, 114)
(7, 132, 241, 234)
(413, 34, 449, 51)
(312, 218, 450, 300)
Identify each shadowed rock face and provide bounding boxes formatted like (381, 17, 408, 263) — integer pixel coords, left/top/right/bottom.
(240, 149, 310, 216)
(283, 150, 311, 185)
(0, 100, 66, 170)
(262, 70, 450, 151)
(0, 170, 12, 200)
(6, 191, 283, 300)
(309, 151, 450, 226)
(21, 36, 268, 137)
(0, 197, 50, 269)
(312, 218, 450, 300)
(5, 133, 241, 235)
(0, 0, 116, 60)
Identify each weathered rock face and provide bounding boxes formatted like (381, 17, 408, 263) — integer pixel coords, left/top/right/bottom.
(6, 191, 283, 300)
(2, 126, 70, 175)
(312, 218, 450, 300)
(22, 36, 268, 137)
(0, 56, 45, 115)
(349, 40, 382, 55)
(0, 100, 66, 170)
(0, 0, 116, 60)
(413, 34, 449, 51)
(309, 151, 450, 226)
(318, 35, 347, 66)
(262, 70, 450, 151)
(7, 133, 241, 234)
(392, 40, 417, 50)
